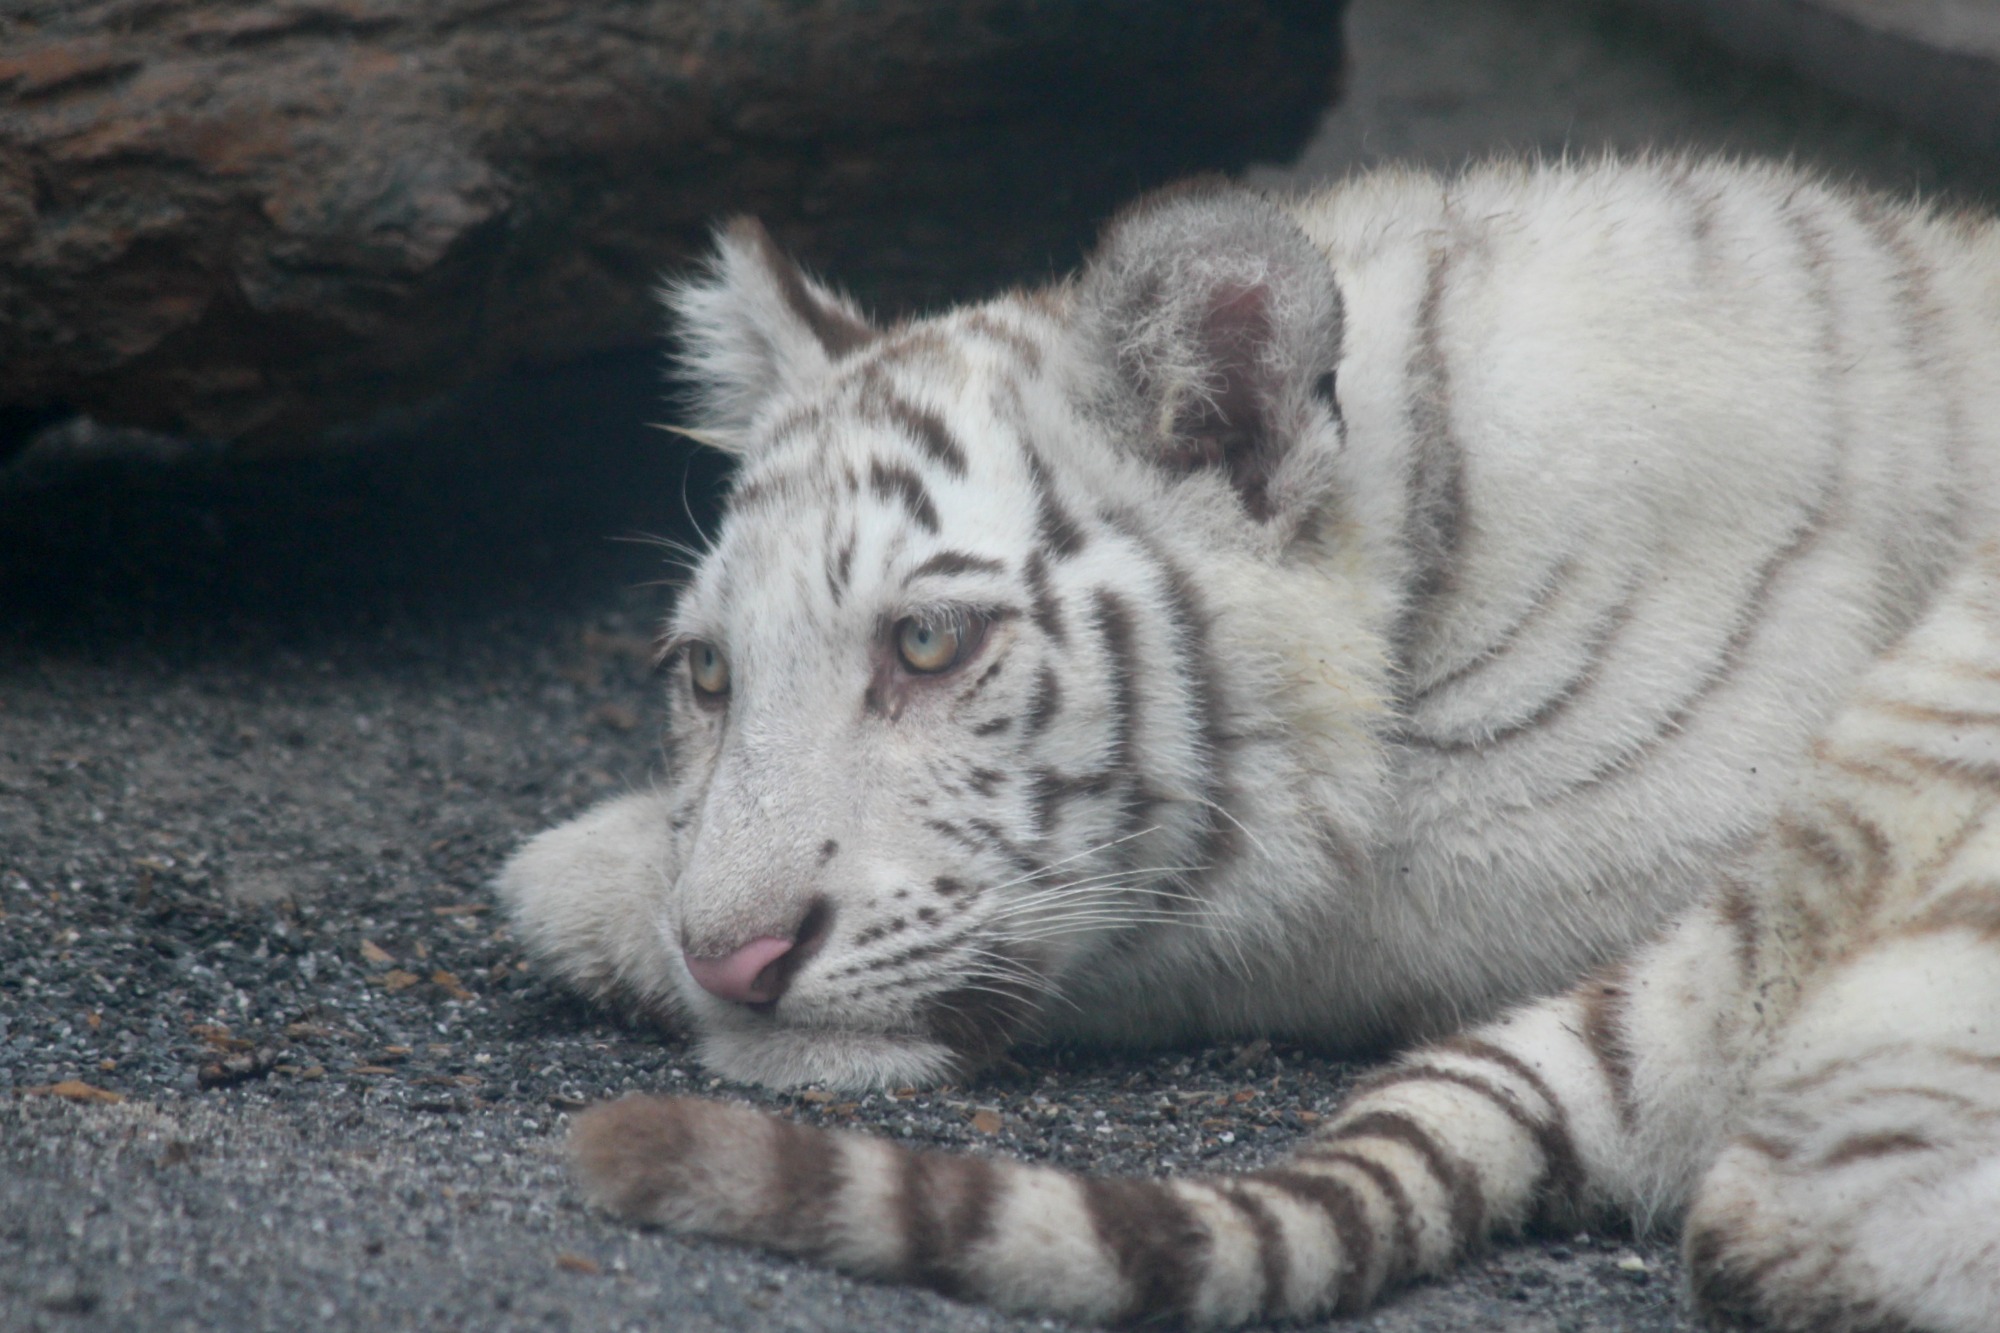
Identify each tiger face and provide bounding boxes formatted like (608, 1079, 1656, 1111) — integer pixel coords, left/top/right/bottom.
(507, 185, 1379, 1089)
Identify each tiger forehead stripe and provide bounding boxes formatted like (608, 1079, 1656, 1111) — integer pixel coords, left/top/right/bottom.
(764, 400, 827, 445)
(984, 379, 1088, 560)
(1663, 159, 1723, 268)
(867, 458, 940, 533)
(729, 466, 813, 513)
(959, 309, 1045, 372)
(868, 389, 970, 477)
(1021, 443, 1087, 558)
(907, 550, 1005, 581)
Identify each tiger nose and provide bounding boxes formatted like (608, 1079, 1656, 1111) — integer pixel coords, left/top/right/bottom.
(682, 899, 834, 1007)
(683, 935, 796, 1006)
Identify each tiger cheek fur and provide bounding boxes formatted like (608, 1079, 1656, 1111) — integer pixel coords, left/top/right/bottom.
(653, 394, 1181, 1090)
(500, 158, 2000, 1329)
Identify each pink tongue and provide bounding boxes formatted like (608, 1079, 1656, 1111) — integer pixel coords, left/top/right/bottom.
(683, 936, 795, 1005)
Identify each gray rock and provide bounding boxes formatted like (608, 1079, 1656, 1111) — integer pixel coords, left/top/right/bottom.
(0, 1, 1343, 449)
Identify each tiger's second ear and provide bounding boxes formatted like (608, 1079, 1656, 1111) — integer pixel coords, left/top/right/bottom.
(1076, 183, 1344, 527)
(664, 218, 878, 448)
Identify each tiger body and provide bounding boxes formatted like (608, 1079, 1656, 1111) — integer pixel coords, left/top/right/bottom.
(497, 156, 2000, 1328)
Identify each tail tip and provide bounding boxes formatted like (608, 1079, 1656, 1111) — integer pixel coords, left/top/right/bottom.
(570, 1093, 698, 1220)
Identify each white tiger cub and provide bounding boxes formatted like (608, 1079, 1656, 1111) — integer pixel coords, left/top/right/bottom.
(497, 156, 2000, 1326)
(569, 544, 2000, 1330)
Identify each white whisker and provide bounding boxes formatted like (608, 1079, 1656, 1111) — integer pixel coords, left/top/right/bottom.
(1190, 795, 1273, 862)
(980, 827, 1166, 894)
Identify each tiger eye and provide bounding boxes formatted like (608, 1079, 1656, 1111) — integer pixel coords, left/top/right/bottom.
(688, 641, 730, 698)
(895, 617, 962, 674)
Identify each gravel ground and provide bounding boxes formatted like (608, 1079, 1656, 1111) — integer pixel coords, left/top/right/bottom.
(4, 1, 1996, 1330)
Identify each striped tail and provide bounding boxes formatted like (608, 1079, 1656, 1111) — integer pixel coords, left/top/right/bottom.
(570, 1012, 1623, 1326)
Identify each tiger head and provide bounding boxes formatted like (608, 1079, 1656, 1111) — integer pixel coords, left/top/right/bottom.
(515, 184, 1394, 1089)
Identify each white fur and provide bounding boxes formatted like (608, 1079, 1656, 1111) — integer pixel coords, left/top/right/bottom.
(501, 156, 2000, 1089)
(509, 155, 2000, 1327)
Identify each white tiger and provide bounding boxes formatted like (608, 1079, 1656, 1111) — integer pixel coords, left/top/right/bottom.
(496, 155, 2000, 1328)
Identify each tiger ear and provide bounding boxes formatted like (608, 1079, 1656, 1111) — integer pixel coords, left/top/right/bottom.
(663, 218, 878, 451)
(1076, 182, 1343, 527)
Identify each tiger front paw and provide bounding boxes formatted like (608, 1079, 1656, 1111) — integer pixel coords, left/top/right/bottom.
(494, 789, 687, 1020)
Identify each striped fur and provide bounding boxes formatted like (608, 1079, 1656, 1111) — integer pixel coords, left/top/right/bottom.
(499, 157, 2000, 1325)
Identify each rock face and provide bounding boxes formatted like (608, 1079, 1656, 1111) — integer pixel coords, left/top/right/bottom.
(0, 1, 1344, 447)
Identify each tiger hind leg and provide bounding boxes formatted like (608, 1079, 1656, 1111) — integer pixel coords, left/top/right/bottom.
(1685, 928, 2000, 1333)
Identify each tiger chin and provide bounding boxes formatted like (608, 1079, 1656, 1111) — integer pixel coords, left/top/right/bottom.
(496, 787, 979, 1090)
(499, 154, 2000, 1329)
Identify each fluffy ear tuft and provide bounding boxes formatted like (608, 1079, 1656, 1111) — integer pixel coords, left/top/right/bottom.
(663, 218, 878, 449)
(1076, 182, 1343, 526)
